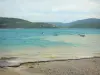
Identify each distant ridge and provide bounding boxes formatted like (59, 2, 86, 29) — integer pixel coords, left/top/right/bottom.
(0, 17, 57, 28)
(67, 18, 100, 28)
(47, 18, 100, 28)
(0, 17, 100, 28)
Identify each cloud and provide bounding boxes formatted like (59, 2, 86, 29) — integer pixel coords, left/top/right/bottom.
(0, 0, 100, 22)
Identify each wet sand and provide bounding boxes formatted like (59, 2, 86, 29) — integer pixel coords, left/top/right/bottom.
(0, 57, 100, 75)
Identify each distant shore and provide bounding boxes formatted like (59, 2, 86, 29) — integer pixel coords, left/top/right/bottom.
(0, 57, 100, 75)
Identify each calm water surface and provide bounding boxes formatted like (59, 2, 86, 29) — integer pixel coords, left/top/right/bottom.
(0, 28, 100, 60)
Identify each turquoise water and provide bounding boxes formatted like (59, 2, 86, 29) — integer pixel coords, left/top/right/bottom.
(0, 28, 100, 49)
(0, 28, 100, 60)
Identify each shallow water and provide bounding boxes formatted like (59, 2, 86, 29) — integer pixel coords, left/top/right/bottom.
(0, 28, 100, 62)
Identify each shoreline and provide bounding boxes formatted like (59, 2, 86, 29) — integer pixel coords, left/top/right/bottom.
(0, 56, 100, 67)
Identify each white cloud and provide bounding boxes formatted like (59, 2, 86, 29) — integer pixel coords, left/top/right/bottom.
(0, 0, 100, 22)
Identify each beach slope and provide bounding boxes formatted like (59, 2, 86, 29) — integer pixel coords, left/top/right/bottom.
(0, 57, 100, 75)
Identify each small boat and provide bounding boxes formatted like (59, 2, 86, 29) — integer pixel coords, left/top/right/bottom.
(78, 34, 85, 37)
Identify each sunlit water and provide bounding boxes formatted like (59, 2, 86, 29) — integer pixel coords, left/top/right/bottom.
(0, 28, 100, 62)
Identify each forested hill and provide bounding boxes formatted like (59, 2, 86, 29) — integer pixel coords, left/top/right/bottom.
(0, 17, 100, 28)
(0, 17, 56, 28)
(67, 18, 100, 28)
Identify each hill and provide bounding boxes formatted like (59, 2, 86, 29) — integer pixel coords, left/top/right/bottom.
(67, 18, 100, 28)
(0, 17, 57, 28)
(0, 17, 100, 28)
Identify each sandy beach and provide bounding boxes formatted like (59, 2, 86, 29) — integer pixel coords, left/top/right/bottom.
(0, 57, 100, 75)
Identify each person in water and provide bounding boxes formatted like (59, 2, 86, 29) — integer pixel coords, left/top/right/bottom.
(41, 32, 44, 34)
(54, 33, 58, 36)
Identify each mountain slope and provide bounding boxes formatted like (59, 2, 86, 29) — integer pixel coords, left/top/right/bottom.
(0, 17, 100, 28)
(0, 17, 56, 28)
(67, 18, 100, 28)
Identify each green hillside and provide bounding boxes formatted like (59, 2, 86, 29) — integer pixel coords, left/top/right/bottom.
(0, 17, 57, 28)
(68, 18, 100, 28)
(0, 17, 100, 28)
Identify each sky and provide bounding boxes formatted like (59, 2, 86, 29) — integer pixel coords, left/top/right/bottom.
(0, 0, 100, 22)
